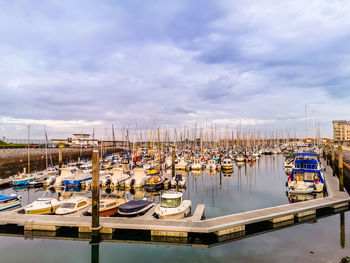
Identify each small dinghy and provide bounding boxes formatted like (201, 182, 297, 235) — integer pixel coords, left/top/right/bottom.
(118, 200, 154, 216)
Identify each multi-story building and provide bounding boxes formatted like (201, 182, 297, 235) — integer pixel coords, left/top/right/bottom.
(333, 120, 350, 145)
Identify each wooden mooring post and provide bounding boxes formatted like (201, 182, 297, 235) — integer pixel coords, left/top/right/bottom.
(338, 145, 344, 191)
(92, 150, 100, 236)
(58, 148, 63, 175)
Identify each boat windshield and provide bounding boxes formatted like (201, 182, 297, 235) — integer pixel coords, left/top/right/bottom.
(60, 203, 75, 209)
(161, 197, 181, 208)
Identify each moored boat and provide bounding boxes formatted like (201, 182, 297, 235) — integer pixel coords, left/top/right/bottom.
(87, 195, 128, 216)
(155, 191, 191, 220)
(55, 196, 90, 215)
(25, 197, 61, 215)
(0, 195, 21, 211)
(118, 200, 154, 216)
(12, 173, 35, 186)
(287, 153, 325, 194)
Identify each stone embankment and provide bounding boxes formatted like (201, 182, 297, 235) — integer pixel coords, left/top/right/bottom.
(0, 147, 121, 179)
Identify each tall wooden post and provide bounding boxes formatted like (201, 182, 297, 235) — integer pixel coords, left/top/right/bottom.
(92, 150, 100, 236)
(172, 145, 175, 178)
(331, 144, 335, 176)
(338, 145, 344, 191)
(58, 148, 63, 175)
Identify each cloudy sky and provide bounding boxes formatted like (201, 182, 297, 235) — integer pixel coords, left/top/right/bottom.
(0, 0, 350, 139)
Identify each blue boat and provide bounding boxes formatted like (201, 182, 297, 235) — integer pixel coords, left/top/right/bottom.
(0, 195, 22, 211)
(12, 173, 35, 186)
(63, 174, 92, 188)
(287, 153, 325, 194)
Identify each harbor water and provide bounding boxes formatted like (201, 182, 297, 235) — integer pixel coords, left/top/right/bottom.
(0, 155, 348, 262)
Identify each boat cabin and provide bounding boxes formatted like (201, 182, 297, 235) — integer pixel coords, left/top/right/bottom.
(160, 192, 182, 208)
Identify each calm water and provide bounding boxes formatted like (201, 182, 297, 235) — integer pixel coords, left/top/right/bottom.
(0, 155, 348, 263)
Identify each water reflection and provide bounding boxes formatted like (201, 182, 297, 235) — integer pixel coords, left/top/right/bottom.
(90, 236, 99, 263)
(341, 212, 345, 248)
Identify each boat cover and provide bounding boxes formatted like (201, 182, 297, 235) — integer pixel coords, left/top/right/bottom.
(0, 195, 18, 202)
(118, 200, 153, 214)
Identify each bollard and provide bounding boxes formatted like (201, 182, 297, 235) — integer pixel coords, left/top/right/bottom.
(338, 145, 344, 191)
(331, 144, 335, 176)
(172, 145, 175, 178)
(58, 148, 63, 175)
(92, 150, 100, 237)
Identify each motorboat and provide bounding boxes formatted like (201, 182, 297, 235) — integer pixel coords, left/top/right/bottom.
(145, 175, 164, 191)
(175, 158, 188, 170)
(287, 153, 325, 194)
(109, 168, 130, 188)
(44, 175, 57, 187)
(0, 195, 21, 211)
(191, 158, 203, 170)
(206, 159, 217, 171)
(87, 195, 128, 216)
(28, 180, 44, 188)
(118, 200, 154, 216)
(25, 197, 62, 215)
(235, 155, 246, 162)
(170, 173, 186, 188)
(12, 172, 35, 186)
(63, 171, 92, 188)
(53, 165, 79, 187)
(155, 191, 191, 220)
(221, 157, 234, 170)
(124, 168, 147, 188)
(55, 196, 90, 215)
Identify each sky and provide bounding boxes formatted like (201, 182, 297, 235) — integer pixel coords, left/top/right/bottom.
(1, 0, 350, 139)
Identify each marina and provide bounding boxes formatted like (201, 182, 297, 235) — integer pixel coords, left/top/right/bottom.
(0, 140, 348, 262)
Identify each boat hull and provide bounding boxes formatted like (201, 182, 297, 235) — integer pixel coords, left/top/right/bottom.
(12, 178, 34, 186)
(0, 200, 21, 211)
(27, 204, 60, 215)
(157, 206, 191, 220)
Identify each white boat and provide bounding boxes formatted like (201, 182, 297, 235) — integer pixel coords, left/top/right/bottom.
(109, 168, 130, 188)
(175, 158, 188, 170)
(206, 159, 217, 171)
(44, 175, 57, 186)
(124, 168, 147, 188)
(191, 158, 203, 170)
(170, 173, 187, 188)
(53, 165, 79, 187)
(55, 196, 90, 215)
(155, 191, 191, 220)
(222, 157, 234, 170)
(25, 197, 62, 215)
(235, 155, 245, 162)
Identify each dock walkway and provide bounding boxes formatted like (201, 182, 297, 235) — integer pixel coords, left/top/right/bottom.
(0, 166, 348, 237)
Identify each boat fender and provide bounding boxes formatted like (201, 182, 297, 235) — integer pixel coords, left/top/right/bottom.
(130, 179, 135, 187)
(285, 181, 288, 187)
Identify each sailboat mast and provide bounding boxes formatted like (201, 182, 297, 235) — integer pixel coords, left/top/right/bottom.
(27, 125, 30, 174)
(44, 125, 48, 169)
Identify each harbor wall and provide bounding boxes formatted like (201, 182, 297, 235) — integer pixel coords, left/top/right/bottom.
(0, 147, 122, 179)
